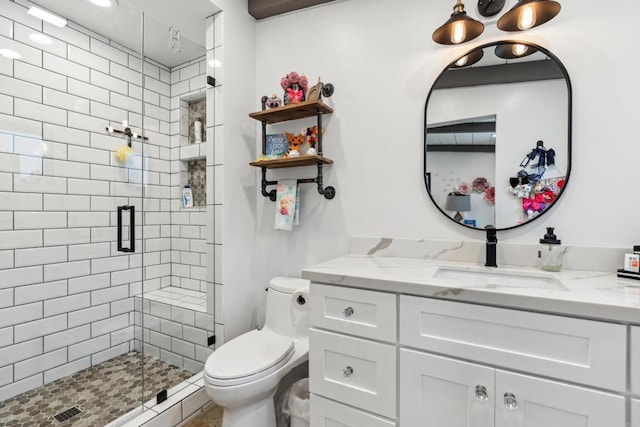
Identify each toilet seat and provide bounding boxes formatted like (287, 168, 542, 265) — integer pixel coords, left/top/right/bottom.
(205, 329, 295, 387)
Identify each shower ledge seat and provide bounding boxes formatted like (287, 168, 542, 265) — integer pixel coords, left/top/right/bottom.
(142, 286, 207, 312)
(134, 286, 214, 374)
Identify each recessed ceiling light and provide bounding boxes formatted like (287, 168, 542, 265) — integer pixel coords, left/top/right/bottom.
(88, 0, 117, 7)
(0, 49, 21, 59)
(27, 7, 67, 28)
(29, 33, 53, 46)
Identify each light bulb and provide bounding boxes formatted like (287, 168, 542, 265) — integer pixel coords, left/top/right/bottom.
(451, 20, 466, 44)
(455, 56, 468, 67)
(518, 5, 536, 30)
(512, 44, 527, 56)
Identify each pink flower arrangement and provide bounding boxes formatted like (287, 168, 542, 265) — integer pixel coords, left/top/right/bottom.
(483, 186, 495, 205)
(472, 177, 489, 193)
(456, 182, 471, 195)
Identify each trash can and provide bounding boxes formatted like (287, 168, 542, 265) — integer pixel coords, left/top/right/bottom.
(283, 378, 310, 427)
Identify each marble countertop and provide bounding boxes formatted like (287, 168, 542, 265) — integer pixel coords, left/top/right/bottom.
(301, 255, 640, 323)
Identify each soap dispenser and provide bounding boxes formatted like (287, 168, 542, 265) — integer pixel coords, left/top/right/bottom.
(538, 227, 563, 272)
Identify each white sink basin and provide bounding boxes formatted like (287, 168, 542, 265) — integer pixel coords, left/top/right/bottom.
(433, 266, 567, 290)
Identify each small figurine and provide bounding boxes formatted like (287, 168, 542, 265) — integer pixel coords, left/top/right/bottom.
(266, 94, 282, 109)
(285, 132, 305, 157)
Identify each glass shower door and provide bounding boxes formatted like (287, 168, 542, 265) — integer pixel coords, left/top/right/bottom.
(0, 0, 148, 424)
(138, 10, 215, 408)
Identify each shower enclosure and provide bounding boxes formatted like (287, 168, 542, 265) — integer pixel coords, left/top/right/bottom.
(0, 0, 217, 424)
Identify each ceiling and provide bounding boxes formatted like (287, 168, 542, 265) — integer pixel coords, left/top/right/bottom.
(31, 0, 219, 67)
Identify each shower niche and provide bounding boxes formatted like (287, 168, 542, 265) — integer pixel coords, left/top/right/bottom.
(179, 94, 208, 208)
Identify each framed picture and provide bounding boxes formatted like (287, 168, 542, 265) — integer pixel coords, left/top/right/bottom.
(463, 219, 477, 227)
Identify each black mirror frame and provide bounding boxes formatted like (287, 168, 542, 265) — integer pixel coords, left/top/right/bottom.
(423, 40, 572, 231)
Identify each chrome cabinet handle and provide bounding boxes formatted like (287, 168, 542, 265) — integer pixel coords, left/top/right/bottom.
(504, 392, 518, 410)
(474, 385, 488, 401)
(342, 366, 354, 379)
(343, 307, 354, 318)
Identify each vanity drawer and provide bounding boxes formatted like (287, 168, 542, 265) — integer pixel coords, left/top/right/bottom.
(633, 326, 640, 395)
(309, 328, 396, 418)
(400, 296, 626, 392)
(311, 395, 395, 427)
(310, 283, 396, 343)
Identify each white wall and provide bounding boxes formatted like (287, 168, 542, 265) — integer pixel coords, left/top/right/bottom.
(245, 0, 640, 291)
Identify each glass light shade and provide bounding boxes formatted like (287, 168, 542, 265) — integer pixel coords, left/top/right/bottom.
(497, 0, 561, 32)
(452, 49, 484, 68)
(433, 12, 484, 45)
(494, 43, 537, 59)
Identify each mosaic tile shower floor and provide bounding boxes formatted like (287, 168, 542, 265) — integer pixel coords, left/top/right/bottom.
(0, 352, 194, 427)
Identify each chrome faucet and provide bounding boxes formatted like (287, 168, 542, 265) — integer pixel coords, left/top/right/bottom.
(485, 225, 497, 267)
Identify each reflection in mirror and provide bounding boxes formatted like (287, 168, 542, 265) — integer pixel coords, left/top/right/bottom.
(424, 41, 571, 230)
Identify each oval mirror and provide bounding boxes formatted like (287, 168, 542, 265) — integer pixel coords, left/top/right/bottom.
(424, 41, 571, 231)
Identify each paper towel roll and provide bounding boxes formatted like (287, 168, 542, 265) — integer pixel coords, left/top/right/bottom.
(291, 287, 310, 312)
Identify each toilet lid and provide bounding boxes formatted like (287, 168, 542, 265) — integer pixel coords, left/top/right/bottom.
(205, 330, 294, 381)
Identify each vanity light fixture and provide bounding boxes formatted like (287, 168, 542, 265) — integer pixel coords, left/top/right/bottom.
(452, 48, 484, 68)
(0, 49, 21, 59)
(494, 42, 536, 59)
(497, 0, 561, 31)
(432, 0, 484, 45)
(27, 6, 67, 28)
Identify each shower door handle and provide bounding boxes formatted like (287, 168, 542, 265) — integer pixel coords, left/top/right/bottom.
(117, 205, 135, 253)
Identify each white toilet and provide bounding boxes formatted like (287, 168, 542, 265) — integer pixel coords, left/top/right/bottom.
(204, 277, 310, 427)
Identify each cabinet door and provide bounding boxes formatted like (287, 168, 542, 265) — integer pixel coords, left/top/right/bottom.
(632, 327, 640, 395)
(310, 395, 396, 427)
(494, 370, 625, 427)
(399, 349, 494, 427)
(633, 399, 640, 427)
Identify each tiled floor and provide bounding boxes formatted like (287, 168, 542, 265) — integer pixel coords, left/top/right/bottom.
(0, 352, 194, 427)
(184, 404, 223, 427)
(143, 287, 207, 312)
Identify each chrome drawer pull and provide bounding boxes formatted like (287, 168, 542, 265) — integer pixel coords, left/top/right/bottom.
(342, 366, 354, 379)
(504, 392, 518, 410)
(343, 307, 354, 318)
(474, 385, 488, 401)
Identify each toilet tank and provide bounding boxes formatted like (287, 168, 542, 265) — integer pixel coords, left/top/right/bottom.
(264, 277, 310, 338)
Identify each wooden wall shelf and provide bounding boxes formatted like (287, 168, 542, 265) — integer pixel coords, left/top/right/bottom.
(249, 100, 333, 124)
(250, 155, 333, 169)
(250, 91, 336, 201)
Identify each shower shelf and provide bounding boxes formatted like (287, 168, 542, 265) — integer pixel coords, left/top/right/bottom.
(249, 98, 336, 201)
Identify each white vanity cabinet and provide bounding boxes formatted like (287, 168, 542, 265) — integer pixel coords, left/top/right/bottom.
(308, 282, 633, 426)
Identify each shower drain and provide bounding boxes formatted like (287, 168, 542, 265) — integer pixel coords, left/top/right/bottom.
(53, 406, 82, 423)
